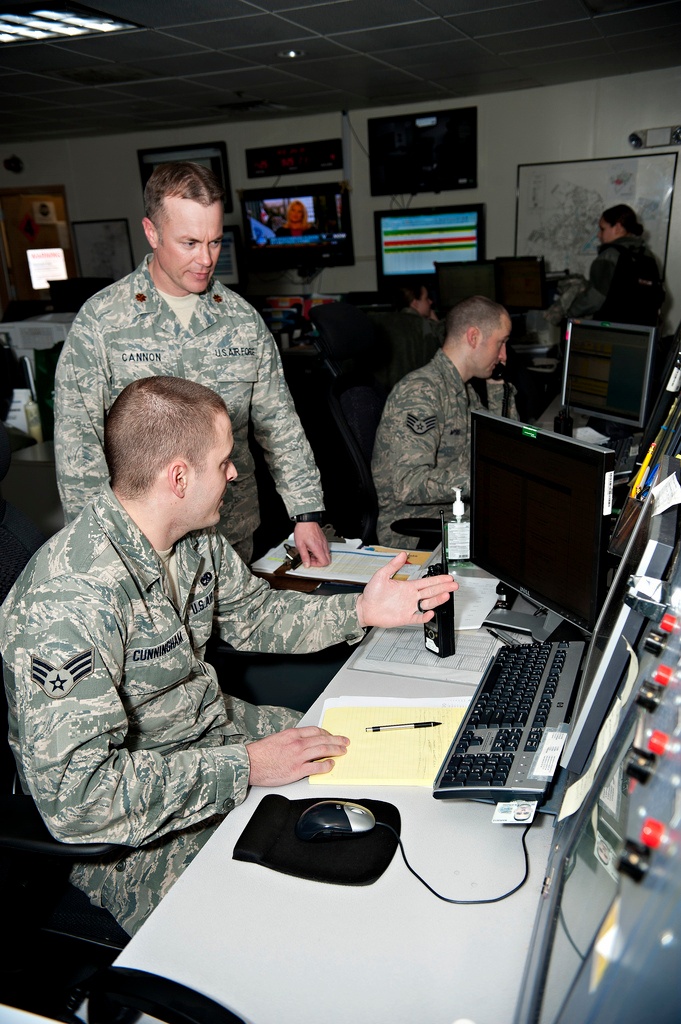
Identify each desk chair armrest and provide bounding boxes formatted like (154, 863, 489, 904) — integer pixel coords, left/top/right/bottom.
(88, 965, 247, 1024)
(0, 793, 125, 858)
(391, 518, 443, 544)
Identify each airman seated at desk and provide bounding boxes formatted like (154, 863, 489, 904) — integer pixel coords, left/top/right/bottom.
(0, 376, 456, 937)
(372, 295, 518, 547)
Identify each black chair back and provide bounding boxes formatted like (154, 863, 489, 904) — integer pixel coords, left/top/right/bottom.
(309, 301, 380, 377)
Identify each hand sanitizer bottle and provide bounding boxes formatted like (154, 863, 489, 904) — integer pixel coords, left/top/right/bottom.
(446, 488, 469, 561)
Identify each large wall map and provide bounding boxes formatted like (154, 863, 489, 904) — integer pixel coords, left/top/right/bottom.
(515, 154, 677, 277)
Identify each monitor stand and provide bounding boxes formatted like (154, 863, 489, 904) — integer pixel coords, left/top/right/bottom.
(484, 606, 566, 643)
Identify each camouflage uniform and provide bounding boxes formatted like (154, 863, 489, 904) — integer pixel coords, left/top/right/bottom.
(372, 348, 517, 547)
(54, 258, 323, 562)
(0, 486, 363, 935)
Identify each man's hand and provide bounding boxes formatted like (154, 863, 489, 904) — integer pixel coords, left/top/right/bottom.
(355, 551, 457, 629)
(247, 726, 349, 786)
(293, 521, 331, 568)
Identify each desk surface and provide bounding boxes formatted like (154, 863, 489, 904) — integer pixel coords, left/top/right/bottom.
(115, 637, 556, 1024)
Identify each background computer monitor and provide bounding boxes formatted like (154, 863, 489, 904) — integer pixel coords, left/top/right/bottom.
(494, 255, 548, 311)
(373, 204, 485, 296)
(471, 410, 615, 640)
(435, 260, 496, 311)
(561, 319, 657, 430)
(367, 106, 477, 197)
(240, 182, 354, 275)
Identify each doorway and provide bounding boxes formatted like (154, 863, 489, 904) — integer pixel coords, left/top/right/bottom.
(0, 186, 76, 316)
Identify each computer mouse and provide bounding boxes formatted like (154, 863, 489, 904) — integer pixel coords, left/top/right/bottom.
(295, 800, 376, 842)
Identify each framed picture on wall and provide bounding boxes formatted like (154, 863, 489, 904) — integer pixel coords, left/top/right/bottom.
(214, 225, 244, 289)
(137, 141, 232, 213)
(72, 218, 135, 281)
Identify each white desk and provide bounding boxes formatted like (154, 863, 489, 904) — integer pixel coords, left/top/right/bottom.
(114, 636, 556, 1024)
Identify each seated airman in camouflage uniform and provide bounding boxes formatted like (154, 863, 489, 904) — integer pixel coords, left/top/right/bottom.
(54, 160, 328, 567)
(372, 296, 518, 547)
(0, 376, 456, 936)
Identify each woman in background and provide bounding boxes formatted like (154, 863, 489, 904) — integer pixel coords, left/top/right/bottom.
(567, 204, 664, 326)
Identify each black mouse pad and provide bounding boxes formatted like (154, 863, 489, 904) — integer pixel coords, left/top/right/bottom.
(232, 795, 401, 886)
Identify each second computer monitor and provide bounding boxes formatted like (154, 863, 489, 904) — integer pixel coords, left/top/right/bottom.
(495, 256, 548, 311)
(561, 319, 657, 430)
(435, 260, 496, 310)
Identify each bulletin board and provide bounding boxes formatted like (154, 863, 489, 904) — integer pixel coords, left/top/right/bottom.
(515, 153, 677, 277)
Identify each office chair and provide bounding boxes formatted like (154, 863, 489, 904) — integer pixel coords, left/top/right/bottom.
(0, 419, 130, 1020)
(309, 301, 380, 378)
(86, 966, 247, 1024)
(309, 303, 440, 548)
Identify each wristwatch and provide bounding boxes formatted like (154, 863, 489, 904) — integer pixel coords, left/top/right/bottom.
(292, 511, 325, 523)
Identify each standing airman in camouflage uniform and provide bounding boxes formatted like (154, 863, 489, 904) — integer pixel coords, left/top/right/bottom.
(0, 376, 456, 936)
(54, 160, 328, 567)
(372, 296, 517, 547)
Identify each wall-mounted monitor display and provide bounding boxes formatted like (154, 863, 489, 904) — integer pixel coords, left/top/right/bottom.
(368, 106, 477, 196)
(373, 204, 485, 297)
(561, 319, 658, 430)
(240, 182, 354, 275)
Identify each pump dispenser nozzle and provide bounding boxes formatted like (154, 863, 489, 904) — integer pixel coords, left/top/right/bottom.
(453, 488, 465, 520)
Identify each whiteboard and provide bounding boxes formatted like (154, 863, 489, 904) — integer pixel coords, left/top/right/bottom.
(515, 153, 677, 277)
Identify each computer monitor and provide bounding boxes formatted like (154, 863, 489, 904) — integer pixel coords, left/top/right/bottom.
(435, 260, 496, 311)
(240, 182, 354, 275)
(561, 319, 657, 430)
(373, 204, 485, 296)
(561, 482, 677, 775)
(471, 410, 615, 640)
(494, 256, 548, 311)
(367, 106, 477, 197)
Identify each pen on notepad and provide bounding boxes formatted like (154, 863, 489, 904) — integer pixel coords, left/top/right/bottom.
(365, 721, 442, 732)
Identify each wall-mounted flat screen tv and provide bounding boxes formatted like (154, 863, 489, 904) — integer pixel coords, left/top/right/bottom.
(368, 106, 477, 196)
(240, 182, 354, 275)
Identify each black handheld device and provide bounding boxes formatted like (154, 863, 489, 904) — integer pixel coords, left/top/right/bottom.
(423, 510, 456, 658)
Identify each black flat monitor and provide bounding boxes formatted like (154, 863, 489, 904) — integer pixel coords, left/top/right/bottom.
(561, 482, 677, 776)
(562, 318, 658, 430)
(471, 410, 615, 640)
(373, 204, 485, 296)
(368, 106, 477, 197)
(435, 259, 496, 311)
(240, 182, 354, 275)
(494, 256, 548, 311)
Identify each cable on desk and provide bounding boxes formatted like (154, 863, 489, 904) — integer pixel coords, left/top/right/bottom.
(376, 821, 533, 904)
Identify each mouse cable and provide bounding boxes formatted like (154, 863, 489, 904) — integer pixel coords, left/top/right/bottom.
(376, 821, 533, 905)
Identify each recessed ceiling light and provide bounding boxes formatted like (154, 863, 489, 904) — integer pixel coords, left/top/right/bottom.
(277, 48, 305, 59)
(0, 4, 138, 44)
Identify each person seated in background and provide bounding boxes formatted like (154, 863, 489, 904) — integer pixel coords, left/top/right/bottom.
(0, 375, 456, 937)
(369, 280, 445, 390)
(372, 295, 517, 547)
(566, 204, 664, 326)
(397, 279, 445, 343)
(275, 199, 316, 237)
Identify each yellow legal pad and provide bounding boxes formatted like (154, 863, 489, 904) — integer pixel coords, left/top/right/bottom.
(309, 706, 466, 787)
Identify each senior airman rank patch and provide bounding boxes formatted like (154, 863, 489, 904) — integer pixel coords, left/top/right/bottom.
(31, 650, 95, 698)
(407, 413, 437, 435)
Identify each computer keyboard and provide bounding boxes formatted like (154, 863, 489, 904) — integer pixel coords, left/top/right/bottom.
(433, 640, 584, 804)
